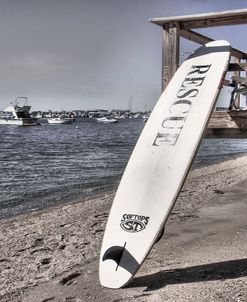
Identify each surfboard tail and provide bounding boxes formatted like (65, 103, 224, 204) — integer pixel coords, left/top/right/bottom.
(100, 242, 140, 288)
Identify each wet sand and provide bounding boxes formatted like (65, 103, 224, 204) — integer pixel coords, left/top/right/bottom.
(1, 156, 247, 301)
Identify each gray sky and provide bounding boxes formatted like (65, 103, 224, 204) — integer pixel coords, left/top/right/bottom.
(0, 0, 246, 111)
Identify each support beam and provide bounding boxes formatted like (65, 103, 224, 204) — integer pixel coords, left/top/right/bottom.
(179, 28, 213, 44)
(232, 76, 247, 84)
(162, 24, 179, 90)
(228, 63, 247, 72)
(179, 29, 246, 59)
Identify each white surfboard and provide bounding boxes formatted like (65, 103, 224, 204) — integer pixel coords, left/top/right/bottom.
(99, 40, 231, 289)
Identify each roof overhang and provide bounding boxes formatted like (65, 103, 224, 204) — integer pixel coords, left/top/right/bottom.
(149, 9, 247, 29)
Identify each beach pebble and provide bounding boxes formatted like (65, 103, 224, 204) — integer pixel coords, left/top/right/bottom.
(59, 244, 66, 250)
(41, 297, 55, 302)
(40, 258, 52, 265)
(60, 272, 81, 285)
(32, 238, 44, 247)
(213, 189, 224, 194)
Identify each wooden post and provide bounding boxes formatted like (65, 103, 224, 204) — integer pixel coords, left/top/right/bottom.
(246, 59, 247, 107)
(234, 57, 241, 109)
(162, 23, 180, 91)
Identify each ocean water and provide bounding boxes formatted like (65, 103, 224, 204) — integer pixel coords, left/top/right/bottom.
(1, 118, 247, 219)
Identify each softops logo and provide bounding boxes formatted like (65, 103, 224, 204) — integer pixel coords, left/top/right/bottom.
(120, 214, 150, 233)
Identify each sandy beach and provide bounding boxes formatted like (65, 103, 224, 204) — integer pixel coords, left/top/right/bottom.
(1, 155, 247, 302)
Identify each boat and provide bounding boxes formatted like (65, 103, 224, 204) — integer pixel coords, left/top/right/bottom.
(0, 97, 40, 126)
(96, 117, 118, 124)
(47, 115, 73, 124)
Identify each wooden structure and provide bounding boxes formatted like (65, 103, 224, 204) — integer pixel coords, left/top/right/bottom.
(149, 9, 247, 137)
(149, 9, 247, 89)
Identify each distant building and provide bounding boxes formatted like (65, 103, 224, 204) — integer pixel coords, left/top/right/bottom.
(72, 110, 87, 117)
(87, 109, 110, 118)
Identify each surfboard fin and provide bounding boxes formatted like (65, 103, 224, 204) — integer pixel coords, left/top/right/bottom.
(103, 244, 126, 269)
(102, 243, 139, 274)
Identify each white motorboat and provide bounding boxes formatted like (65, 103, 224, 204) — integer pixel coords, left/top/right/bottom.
(96, 117, 118, 124)
(0, 97, 40, 126)
(47, 116, 73, 124)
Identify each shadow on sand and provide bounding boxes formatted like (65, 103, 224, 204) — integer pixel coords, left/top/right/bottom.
(128, 258, 247, 291)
